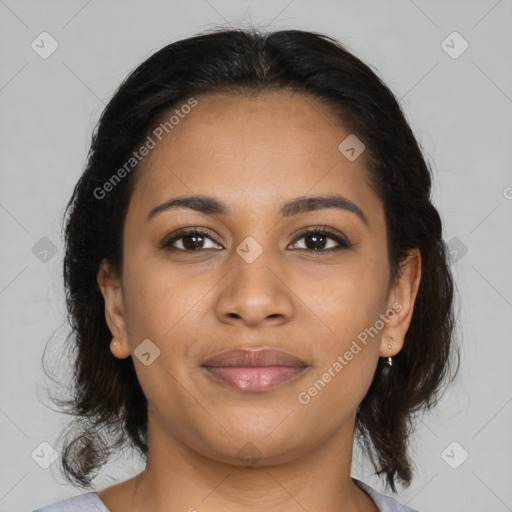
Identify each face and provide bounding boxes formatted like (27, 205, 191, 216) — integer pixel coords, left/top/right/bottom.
(99, 91, 420, 467)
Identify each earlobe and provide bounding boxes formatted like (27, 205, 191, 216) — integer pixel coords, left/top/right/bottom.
(110, 337, 131, 359)
(380, 248, 422, 357)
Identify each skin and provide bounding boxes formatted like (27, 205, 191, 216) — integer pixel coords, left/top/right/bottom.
(97, 91, 421, 512)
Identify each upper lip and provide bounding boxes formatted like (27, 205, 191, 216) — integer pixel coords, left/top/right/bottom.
(202, 349, 307, 368)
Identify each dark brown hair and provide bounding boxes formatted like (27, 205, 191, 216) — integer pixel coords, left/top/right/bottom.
(46, 26, 459, 493)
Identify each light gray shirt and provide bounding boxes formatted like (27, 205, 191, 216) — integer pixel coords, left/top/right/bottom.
(31, 479, 419, 511)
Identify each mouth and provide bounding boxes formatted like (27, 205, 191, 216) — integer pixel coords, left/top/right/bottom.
(201, 348, 309, 392)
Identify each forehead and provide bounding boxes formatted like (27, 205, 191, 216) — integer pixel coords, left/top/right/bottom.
(127, 91, 379, 222)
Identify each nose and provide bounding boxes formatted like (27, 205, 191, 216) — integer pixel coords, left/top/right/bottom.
(215, 249, 294, 329)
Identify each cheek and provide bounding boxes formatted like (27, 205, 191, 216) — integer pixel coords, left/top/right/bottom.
(297, 346, 378, 433)
(296, 259, 387, 418)
(119, 260, 200, 407)
(122, 252, 198, 339)
(297, 251, 389, 339)
(120, 254, 217, 386)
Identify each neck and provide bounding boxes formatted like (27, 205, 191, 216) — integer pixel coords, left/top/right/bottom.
(126, 408, 378, 512)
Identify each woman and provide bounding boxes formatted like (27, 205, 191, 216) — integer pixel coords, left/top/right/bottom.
(33, 27, 458, 512)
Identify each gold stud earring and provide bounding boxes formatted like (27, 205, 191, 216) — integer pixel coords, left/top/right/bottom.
(387, 336, 397, 366)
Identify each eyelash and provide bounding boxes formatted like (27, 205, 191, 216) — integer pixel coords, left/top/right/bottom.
(159, 226, 354, 253)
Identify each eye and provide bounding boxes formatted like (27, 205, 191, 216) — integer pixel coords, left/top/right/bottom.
(289, 227, 353, 252)
(159, 228, 222, 251)
(159, 226, 353, 253)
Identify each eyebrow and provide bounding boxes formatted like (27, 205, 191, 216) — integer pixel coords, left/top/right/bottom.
(146, 194, 369, 226)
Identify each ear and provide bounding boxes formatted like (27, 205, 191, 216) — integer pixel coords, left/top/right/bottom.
(380, 248, 422, 358)
(97, 258, 131, 359)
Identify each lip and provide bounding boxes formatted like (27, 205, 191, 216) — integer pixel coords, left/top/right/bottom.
(202, 348, 307, 367)
(201, 349, 309, 392)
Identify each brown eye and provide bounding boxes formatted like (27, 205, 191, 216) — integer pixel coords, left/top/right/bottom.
(289, 227, 353, 252)
(160, 228, 223, 251)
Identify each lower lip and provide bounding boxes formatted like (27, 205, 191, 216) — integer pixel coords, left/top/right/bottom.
(202, 366, 307, 392)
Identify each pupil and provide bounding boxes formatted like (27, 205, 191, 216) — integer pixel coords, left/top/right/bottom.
(184, 235, 203, 250)
(307, 234, 326, 250)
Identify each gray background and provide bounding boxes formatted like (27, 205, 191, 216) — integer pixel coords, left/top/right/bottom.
(1, 1, 511, 511)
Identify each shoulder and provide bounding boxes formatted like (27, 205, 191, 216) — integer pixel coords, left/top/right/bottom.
(353, 478, 421, 512)
(31, 492, 110, 512)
